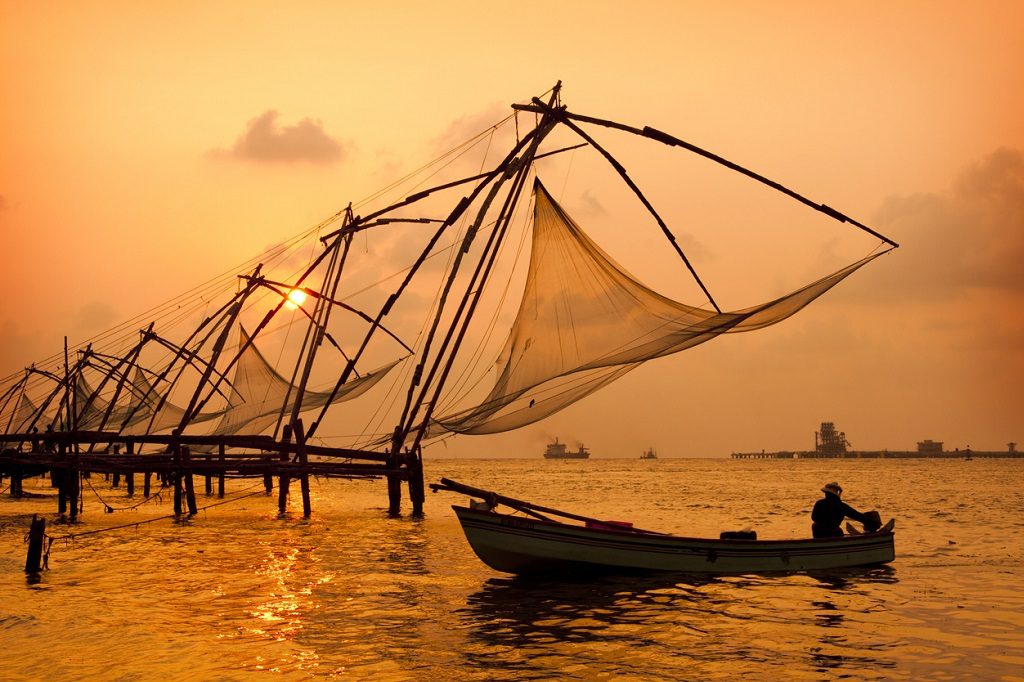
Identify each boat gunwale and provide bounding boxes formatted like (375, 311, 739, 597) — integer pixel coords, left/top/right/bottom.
(451, 505, 895, 547)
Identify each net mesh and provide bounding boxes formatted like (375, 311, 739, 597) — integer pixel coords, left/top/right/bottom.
(433, 179, 880, 435)
(208, 327, 400, 437)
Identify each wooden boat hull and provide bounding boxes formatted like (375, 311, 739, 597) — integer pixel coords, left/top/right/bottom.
(452, 505, 895, 575)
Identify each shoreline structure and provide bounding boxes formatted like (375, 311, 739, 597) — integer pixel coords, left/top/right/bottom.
(732, 422, 1020, 459)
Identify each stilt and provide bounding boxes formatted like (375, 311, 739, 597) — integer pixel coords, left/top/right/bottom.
(143, 471, 152, 498)
(408, 449, 425, 518)
(182, 447, 198, 516)
(125, 440, 135, 497)
(9, 470, 21, 498)
(263, 471, 273, 494)
(217, 444, 226, 498)
(294, 419, 312, 518)
(205, 474, 212, 496)
(173, 476, 182, 516)
(277, 425, 291, 515)
(68, 470, 79, 521)
(24, 515, 46, 574)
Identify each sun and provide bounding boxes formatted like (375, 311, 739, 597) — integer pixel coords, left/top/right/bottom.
(284, 288, 307, 310)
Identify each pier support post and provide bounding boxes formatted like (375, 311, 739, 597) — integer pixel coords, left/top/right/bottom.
(408, 448, 425, 518)
(125, 440, 135, 497)
(182, 447, 198, 516)
(217, 444, 226, 498)
(25, 514, 46, 574)
(277, 425, 291, 515)
(143, 471, 151, 498)
(294, 419, 312, 519)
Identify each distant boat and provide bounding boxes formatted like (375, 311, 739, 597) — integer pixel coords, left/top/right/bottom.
(544, 438, 590, 459)
(640, 447, 657, 460)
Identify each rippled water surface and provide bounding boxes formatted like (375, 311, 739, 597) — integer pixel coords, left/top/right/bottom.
(2, 458, 1022, 680)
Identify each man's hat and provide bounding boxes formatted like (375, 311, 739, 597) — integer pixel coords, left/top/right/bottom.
(821, 482, 843, 496)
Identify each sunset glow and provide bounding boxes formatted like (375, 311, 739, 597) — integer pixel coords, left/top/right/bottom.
(285, 289, 307, 310)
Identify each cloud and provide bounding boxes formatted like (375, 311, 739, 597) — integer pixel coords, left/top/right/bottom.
(72, 301, 119, 335)
(432, 102, 512, 155)
(869, 147, 1024, 301)
(214, 110, 347, 164)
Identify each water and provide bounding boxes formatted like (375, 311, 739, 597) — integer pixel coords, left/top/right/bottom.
(2, 458, 1022, 680)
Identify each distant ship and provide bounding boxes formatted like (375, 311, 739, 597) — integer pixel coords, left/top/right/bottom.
(640, 447, 657, 460)
(544, 438, 590, 459)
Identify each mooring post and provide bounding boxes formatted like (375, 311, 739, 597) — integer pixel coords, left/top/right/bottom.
(408, 447, 425, 518)
(182, 446, 198, 516)
(69, 470, 79, 522)
(25, 514, 46, 574)
(171, 434, 182, 517)
(125, 440, 135, 497)
(67, 439, 80, 521)
(217, 443, 226, 498)
(294, 419, 312, 518)
(387, 428, 402, 516)
(277, 425, 291, 514)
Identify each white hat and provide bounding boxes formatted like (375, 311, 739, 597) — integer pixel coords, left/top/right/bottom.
(821, 482, 843, 496)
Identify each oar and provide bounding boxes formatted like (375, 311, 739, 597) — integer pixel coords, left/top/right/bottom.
(431, 478, 668, 535)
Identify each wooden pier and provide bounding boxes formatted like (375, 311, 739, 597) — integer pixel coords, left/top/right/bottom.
(0, 429, 424, 519)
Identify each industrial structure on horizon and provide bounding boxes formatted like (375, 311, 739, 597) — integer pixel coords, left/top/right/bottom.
(732, 422, 1020, 459)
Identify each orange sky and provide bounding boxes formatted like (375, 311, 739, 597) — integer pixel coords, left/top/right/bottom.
(1, 1, 1022, 456)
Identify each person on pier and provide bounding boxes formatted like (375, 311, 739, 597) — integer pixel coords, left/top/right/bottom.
(811, 482, 880, 538)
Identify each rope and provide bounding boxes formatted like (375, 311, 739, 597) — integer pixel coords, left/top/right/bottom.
(44, 480, 269, 545)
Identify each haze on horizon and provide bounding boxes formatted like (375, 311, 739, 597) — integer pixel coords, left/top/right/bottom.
(1, 1, 1021, 458)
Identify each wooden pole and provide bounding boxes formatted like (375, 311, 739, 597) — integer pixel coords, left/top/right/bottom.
(24, 515, 46, 574)
(217, 443, 226, 498)
(408, 447, 425, 518)
(172, 435, 182, 517)
(277, 424, 291, 515)
(294, 419, 312, 518)
(182, 446, 198, 516)
(143, 471, 151, 498)
(125, 440, 135, 497)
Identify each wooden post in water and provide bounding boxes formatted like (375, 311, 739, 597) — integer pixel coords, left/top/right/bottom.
(182, 446, 198, 516)
(408, 447, 425, 518)
(387, 428, 402, 516)
(125, 440, 135, 497)
(143, 471, 151, 498)
(25, 515, 46, 574)
(171, 433, 182, 517)
(277, 424, 291, 515)
(294, 419, 312, 518)
(69, 469, 79, 521)
(217, 443, 226, 498)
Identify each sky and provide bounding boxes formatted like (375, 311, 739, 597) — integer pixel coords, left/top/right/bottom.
(1, 1, 1022, 457)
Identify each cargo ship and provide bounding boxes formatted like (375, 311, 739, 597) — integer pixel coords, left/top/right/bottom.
(544, 438, 590, 459)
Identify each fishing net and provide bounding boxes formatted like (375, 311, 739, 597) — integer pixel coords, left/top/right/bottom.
(433, 179, 881, 435)
(207, 327, 400, 437)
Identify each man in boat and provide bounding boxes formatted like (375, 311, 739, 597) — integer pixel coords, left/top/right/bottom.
(811, 482, 881, 538)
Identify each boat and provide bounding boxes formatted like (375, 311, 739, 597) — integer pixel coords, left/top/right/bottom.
(433, 479, 896, 575)
(640, 447, 657, 460)
(544, 438, 590, 459)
